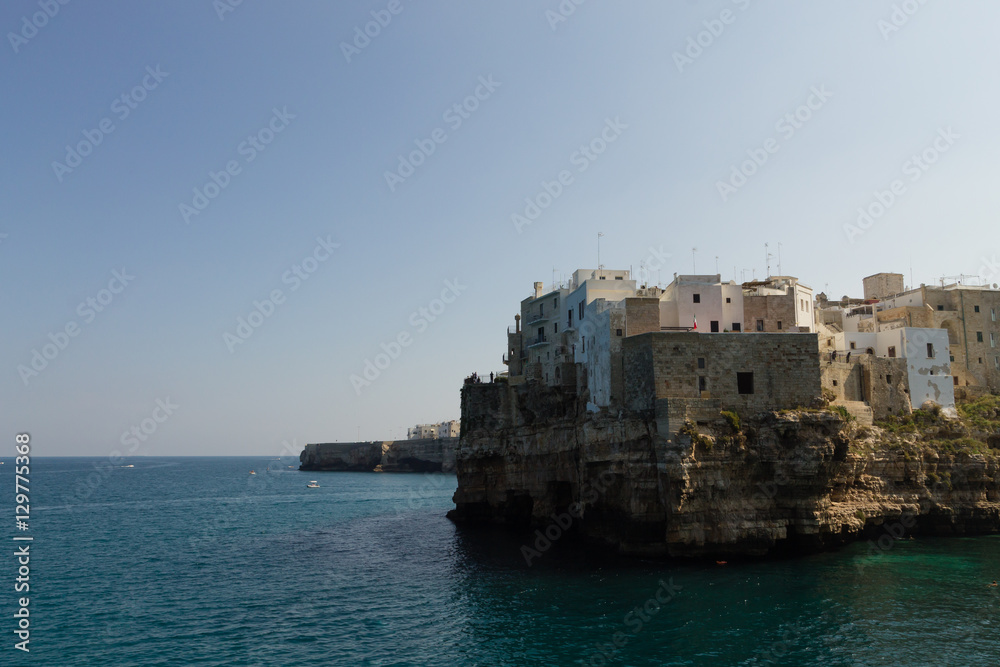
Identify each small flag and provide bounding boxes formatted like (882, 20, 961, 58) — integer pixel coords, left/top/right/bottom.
(693, 316, 698, 330)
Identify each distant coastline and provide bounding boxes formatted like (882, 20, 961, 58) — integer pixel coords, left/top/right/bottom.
(299, 438, 457, 473)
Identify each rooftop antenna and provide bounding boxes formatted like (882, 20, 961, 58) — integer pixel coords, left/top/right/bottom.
(715, 255, 719, 275)
(777, 242, 783, 276)
(597, 232, 604, 276)
(692, 247, 698, 273)
(765, 242, 773, 278)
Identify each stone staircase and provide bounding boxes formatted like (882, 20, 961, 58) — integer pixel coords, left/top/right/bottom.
(835, 400, 874, 426)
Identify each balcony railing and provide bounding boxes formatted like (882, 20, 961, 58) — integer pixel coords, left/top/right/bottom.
(527, 335, 549, 348)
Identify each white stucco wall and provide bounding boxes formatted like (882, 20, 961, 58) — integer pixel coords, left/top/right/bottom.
(903, 327, 955, 410)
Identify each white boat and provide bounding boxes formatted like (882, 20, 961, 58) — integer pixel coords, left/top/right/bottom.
(249, 470, 256, 475)
(306, 481, 320, 488)
(121, 464, 134, 468)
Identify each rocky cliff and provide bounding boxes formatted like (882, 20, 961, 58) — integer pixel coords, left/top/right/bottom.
(300, 438, 457, 473)
(449, 383, 1000, 558)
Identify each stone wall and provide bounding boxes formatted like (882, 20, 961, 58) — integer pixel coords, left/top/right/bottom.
(863, 273, 904, 300)
(624, 297, 660, 336)
(623, 332, 822, 415)
(744, 293, 797, 332)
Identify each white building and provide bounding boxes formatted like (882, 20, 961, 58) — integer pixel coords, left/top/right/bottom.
(659, 274, 745, 333)
(831, 327, 956, 412)
(407, 420, 460, 440)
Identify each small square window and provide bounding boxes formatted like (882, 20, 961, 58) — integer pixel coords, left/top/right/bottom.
(615, 328, 622, 337)
(693, 294, 701, 303)
(832, 380, 838, 387)
(977, 331, 984, 342)
(974, 305, 980, 313)
(733, 323, 741, 332)
(886, 375, 892, 384)
(756, 320, 764, 332)
(850, 342, 856, 350)
(888, 346, 896, 358)
(726, 297, 731, 303)
(698, 357, 705, 369)
(937, 305, 944, 311)
(737, 372, 754, 394)
(777, 321, 783, 330)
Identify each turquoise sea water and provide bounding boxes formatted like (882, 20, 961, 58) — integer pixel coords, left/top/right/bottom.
(3, 456, 999, 666)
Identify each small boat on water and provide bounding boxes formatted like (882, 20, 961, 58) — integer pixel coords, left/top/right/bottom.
(249, 470, 256, 475)
(306, 481, 320, 488)
(121, 464, 134, 468)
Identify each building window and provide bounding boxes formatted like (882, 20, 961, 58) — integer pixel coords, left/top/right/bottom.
(954, 376, 959, 386)
(888, 346, 896, 358)
(992, 308, 997, 322)
(726, 297, 731, 303)
(699, 376, 707, 392)
(615, 328, 622, 337)
(554, 323, 558, 333)
(992, 332, 997, 348)
(581, 337, 585, 352)
(927, 343, 934, 358)
(977, 331, 984, 343)
(777, 321, 783, 330)
(540, 303, 544, 316)
(979, 358, 983, 364)
(693, 294, 701, 303)
(554, 297, 558, 308)
(599, 276, 606, 280)
(833, 380, 838, 387)
(737, 372, 754, 395)
(974, 305, 980, 313)
(579, 303, 584, 320)
(698, 357, 706, 369)
(756, 320, 764, 332)
(850, 341, 856, 350)
(615, 276, 623, 280)
(995, 357, 999, 370)
(732, 323, 741, 332)
(568, 310, 573, 327)
(886, 375, 892, 384)
(711, 321, 719, 333)
(937, 305, 944, 311)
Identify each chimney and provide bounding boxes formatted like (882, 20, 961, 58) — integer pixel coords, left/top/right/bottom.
(534, 281, 543, 298)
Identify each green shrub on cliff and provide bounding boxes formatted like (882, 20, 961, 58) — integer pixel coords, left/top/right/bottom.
(829, 405, 854, 422)
(958, 394, 1000, 433)
(679, 420, 714, 451)
(720, 410, 741, 433)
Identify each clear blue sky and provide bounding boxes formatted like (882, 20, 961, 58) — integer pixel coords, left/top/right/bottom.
(4, 1, 999, 455)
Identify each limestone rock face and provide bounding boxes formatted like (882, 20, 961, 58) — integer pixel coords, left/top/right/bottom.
(299, 442, 382, 471)
(300, 438, 457, 473)
(379, 438, 457, 473)
(449, 383, 1000, 558)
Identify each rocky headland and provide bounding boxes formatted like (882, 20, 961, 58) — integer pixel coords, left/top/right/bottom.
(300, 438, 457, 473)
(448, 382, 1000, 558)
